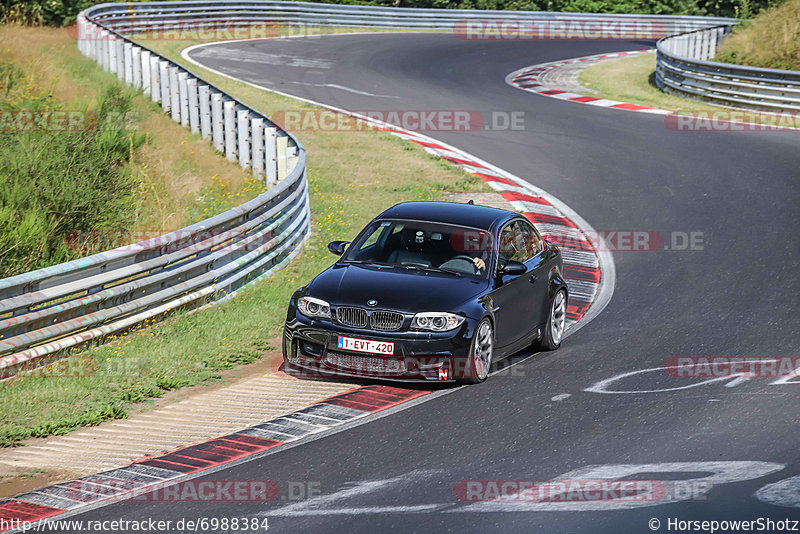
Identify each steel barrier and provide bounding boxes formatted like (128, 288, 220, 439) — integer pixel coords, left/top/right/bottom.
(657, 25, 800, 112)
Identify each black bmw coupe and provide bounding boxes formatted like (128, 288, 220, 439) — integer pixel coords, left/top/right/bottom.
(282, 201, 567, 383)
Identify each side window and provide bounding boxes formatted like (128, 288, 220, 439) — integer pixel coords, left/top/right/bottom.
(498, 223, 517, 264)
(499, 221, 539, 264)
(509, 222, 533, 262)
(518, 220, 543, 257)
(361, 227, 383, 249)
(352, 223, 398, 261)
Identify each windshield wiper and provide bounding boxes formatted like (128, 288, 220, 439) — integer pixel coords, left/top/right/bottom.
(398, 264, 462, 277)
(343, 260, 392, 268)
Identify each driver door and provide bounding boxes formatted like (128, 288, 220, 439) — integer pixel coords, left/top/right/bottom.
(490, 221, 537, 349)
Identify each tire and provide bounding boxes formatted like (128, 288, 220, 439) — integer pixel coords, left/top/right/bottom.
(539, 289, 567, 351)
(462, 318, 494, 384)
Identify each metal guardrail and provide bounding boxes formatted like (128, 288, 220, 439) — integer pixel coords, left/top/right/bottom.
(81, 1, 733, 34)
(0, 1, 750, 377)
(657, 25, 800, 112)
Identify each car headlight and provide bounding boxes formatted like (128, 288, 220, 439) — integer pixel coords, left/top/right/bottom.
(410, 312, 464, 332)
(298, 296, 331, 319)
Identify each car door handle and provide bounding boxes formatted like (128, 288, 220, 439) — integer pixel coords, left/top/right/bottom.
(529, 274, 537, 284)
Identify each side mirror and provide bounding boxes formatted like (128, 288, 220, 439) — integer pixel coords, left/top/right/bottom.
(498, 260, 526, 276)
(327, 240, 349, 256)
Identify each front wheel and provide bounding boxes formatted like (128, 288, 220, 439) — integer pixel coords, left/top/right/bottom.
(462, 318, 493, 384)
(539, 289, 567, 351)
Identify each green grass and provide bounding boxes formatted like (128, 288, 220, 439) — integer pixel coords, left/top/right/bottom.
(0, 34, 491, 447)
(578, 52, 797, 126)
(578, 52, 731, 111)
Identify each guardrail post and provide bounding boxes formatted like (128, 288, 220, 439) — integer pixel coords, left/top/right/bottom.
(224, 101, 237, 162)
(699, 31, 707, 60)
(212, 93, 224, 152)
(99, 31, 109, 70)
(150, 56, 161, 102)
(116, 40, 124, 80)
(124, 43, 133, 85)
(141, 50, 151, 95)
(92, 27, 101, 62)
(132, 47, 142, 89)
(287, 145, 299, 174)
(169, 67, 180, 123)
(251, 119, 265, 179)
(77, 16, 85, 56)
(708, 29, 717, 59)
(265, 127, 278, 185)
(108, 35, 117, 74)
(92, 26, 100, 61)
(79, 22, 86, 57)
(87, 22, 95, 59)
(83, 22, 92, 59)
(237, 109, 251, 169)
(694, 32, 702, 59)
(159, 61, 170, 113)
(179, 73, 189, 127)
(199, 85, 211, 140)
(276, 135, 288, 182)
(188, 79, 200, 134)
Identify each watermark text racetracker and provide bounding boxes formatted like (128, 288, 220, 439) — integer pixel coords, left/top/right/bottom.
(443, 229, 704, 254)
(454, 480, 710, 504)
(547, 231, 705, 252)
(74, 19, 320, 41)
(454, 19, 668, 40)
(63, 479, 320, 503)
(64, 228, 277, 254)
(665, 110, 800, 132)
(664, 357, 800, 379)
(272, 109, 526, 132)
(0, 110, 140, 133)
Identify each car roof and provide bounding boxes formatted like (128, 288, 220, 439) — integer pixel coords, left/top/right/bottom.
(376, 201, 518, 231)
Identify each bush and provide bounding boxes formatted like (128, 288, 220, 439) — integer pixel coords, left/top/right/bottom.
(714, 0, 798, 69)
(0, 76, 144, 277)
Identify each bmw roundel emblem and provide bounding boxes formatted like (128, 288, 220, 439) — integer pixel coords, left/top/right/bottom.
(367, 299, 378, 307)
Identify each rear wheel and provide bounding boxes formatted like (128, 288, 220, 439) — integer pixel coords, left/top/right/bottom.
(463, 318, 493, 384)
(539, 289, 567, 351)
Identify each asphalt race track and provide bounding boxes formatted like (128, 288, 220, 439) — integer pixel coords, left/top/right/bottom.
(63, 34, 800, 532)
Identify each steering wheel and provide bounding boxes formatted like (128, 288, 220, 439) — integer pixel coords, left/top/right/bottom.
(447, 255, 482, 273)
(450, 254, 477, 264)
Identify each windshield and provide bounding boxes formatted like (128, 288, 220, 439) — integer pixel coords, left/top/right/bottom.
(341, 219, 494, 278)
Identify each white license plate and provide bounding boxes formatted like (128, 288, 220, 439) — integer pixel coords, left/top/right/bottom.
(337, 336, 394, 355)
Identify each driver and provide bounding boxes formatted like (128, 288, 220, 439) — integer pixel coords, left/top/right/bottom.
(472, 254, 487, 272)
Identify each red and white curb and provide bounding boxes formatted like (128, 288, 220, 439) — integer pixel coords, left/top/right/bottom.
(182, 38, 615, 331)
(0, 386, 433, 531)
(507, 50, 800, 133)
(506, 49, 670, 116)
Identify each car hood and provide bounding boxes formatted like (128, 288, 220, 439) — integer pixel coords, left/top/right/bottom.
(307, 263, 488, 313)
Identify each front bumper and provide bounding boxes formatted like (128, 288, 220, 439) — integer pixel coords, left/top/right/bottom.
(282, 313, 476, 382)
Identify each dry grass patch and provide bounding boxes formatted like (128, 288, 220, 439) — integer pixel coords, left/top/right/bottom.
(716, 0, 800, 70)
(0, 24, 255, 233)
